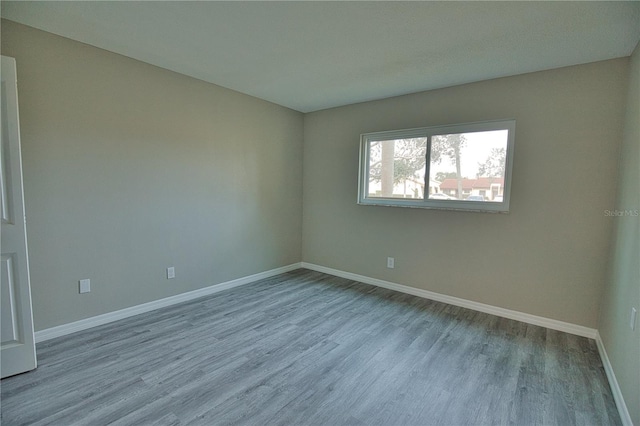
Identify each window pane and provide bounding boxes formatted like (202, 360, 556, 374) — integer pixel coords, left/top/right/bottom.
(428, 130, 508, 202)
(368, 138, 427, 199)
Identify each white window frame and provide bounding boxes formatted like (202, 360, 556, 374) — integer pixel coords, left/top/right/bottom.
(357, 119, 516, 213)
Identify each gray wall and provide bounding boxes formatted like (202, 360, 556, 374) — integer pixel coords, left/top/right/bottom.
(599, 42, 640, 425)
(1, 20, 304, 330)
(1, 18, 635, 351)
(303, 59, 628, 329)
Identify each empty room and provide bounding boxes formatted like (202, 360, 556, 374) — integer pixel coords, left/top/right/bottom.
(1, 1, 639, 425)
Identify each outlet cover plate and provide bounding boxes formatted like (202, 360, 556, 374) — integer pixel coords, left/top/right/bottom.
(79, 279, 91, 294)
(167, 267, 175, 279)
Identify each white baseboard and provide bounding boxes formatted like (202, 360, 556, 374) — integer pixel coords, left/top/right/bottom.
(35, 262, 302, 343)
(301, 262, 597, 339)
(37, 261, 597, 341)
(595, 331, 633, 426)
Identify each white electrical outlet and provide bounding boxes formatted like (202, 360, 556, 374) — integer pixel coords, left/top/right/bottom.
(167, 267, 175, 279)
(387, 257, 395, 269)
(631, 307, 637, 331)
(79, 279, 91, 294)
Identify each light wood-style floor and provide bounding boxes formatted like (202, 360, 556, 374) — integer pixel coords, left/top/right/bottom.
(1, 269, 620, 425)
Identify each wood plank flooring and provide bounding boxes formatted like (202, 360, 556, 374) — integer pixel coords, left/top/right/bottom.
(1, 269, 621, 425)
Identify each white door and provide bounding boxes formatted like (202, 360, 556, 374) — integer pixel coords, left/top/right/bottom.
(1, 55, 36, 378)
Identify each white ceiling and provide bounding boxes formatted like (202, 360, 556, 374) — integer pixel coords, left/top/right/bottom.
(2, 1, 639, 113)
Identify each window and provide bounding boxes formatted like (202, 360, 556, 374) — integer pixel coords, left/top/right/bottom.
(358, 120, 515, 212)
